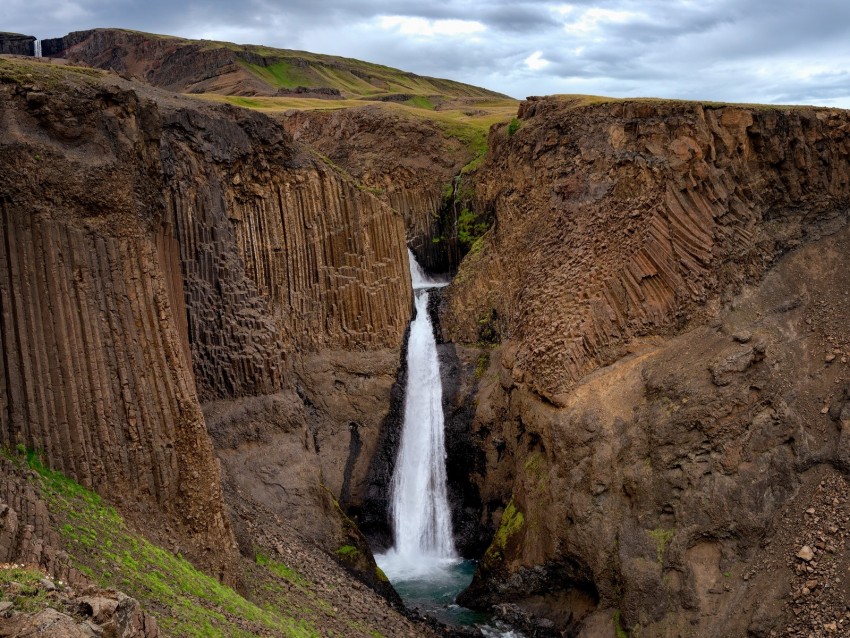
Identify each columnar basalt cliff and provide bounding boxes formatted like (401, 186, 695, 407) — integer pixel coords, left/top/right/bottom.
(159, 104, 411, 402)
(283, 107, 474, 273)
(0, 58, 414, 601)
(7, 34, 850, 637)
(444, 97, 850, 635)
(0, 70, 236, 573)
(446, 97, 850, 403)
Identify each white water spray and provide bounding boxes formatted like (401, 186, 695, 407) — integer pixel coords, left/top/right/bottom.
(377, 251, 456, 580)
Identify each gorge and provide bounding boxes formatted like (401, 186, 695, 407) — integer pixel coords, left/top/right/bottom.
(2, 28, 850, 638)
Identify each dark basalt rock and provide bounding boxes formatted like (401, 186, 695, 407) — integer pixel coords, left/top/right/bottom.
(0, 33, 35, 56)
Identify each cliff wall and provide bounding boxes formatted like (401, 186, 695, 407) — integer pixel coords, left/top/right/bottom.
(0, 58, 413, 587)
(446, 97, 850, 403)
(0, 70, 236, 571)
(0, 33, 35, 56)
(445, 97, 850, 636)
(160, 104, 410, 402)
(283, 106, 471, 273)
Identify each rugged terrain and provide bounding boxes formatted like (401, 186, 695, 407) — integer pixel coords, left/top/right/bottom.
(32, 28, 516, 274)
(0, 55, 433, 635)
(443, 96, 850, 636)
(40, 28, 506, 101)
(4, 29, 850, 638)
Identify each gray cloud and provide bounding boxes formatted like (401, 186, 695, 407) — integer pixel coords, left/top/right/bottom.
(3, 0, 849, 107)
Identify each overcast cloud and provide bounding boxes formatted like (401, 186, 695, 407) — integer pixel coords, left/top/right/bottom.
(3, 0, 850, 107)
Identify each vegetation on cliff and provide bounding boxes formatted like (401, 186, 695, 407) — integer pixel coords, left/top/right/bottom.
(6, 449, 336, 637)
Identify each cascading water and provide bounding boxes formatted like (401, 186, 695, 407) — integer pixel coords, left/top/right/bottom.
(377, 250, 455, 579)
(375, 250, 522, 637)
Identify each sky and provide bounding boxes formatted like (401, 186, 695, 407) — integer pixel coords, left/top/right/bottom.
(4, 0, 850, 107)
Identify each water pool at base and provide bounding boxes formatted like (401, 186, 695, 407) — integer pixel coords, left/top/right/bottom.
(376, 556, 523, 637)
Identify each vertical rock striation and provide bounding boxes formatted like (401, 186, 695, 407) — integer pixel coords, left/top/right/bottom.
(444, 96, 850, 635)
(446, 97, 850, 403)
(0, 59, 412, 585)
(283, 106, 472, 273)
(0, 69, 237, 571)
(160, 105, 411, 402)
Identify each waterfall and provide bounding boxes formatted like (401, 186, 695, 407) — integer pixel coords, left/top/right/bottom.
(34, 40, 42, 58)
(377, 251, 456, 579)
(408, 248, 446, 289)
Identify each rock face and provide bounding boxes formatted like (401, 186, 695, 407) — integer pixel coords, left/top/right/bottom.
(283, 106, 472, 273)
(0, 33, 35, 56)
(444, 97, 850, 635)
(0, 68, 236, 573)
(446, 97, 850, 403)
(0, 57, 413, 591)
(0, 460, 86, 587)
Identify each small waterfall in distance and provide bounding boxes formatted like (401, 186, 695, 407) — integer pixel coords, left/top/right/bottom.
(376, 250, 456, 579)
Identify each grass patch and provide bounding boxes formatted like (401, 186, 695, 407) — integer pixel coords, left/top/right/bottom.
(507, 117, 521, 136)
(14, 449, 321, 638)
(256, 551, 310, 588)
(0, 566, 60, 614)
(242, 59, 314, 89)
(404, 95, 436, 110)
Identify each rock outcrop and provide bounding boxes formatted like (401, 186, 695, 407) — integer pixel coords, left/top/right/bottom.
(446, 97, 850, 403)
(444, 96, 850, 636)
(0, 66, 236, 574)
(0, 34, 35, 57)
(0, 56, 413, 593)
(283, 106, 474, 273)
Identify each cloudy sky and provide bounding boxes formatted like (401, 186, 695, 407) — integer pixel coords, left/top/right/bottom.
(4, 0, 850, 107)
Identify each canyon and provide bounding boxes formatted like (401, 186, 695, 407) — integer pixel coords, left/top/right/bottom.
(2, 28, 850, 638)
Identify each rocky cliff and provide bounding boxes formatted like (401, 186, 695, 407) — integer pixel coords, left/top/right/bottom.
(0, 33, 35, 57)
(0, 55, 414, 604)
(0, 63, 236, 574)
(444, 96, 850, 636)
(283, 106, 472, 273)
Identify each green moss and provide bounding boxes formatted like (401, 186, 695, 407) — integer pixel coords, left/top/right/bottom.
(484, 498, 525, 564)
(475, 351, 490, 379)
(456, 208, 488, 249)
(648, 528, 675, 564)
(507, 117, 521, 136)
(523, 452, 548, 493)
(256, 552, 310, 587)
(404, 95, 436, 110)
(335, 545, 360, 560)
(374, 566, 389, 583)
(15, 449, 320, 638)
(613, 609, 629, 638)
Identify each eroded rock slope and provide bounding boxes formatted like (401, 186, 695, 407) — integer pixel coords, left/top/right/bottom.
(444, 96, 850, 636)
